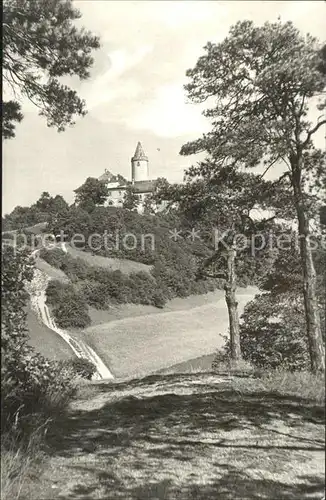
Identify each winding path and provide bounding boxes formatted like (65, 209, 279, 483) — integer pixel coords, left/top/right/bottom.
(28, 262, 114, 381)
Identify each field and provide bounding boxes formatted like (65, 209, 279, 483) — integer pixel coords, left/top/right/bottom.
(35, 257, 69, 281)
(79, 287, 257, 378)
(26, 305, 73, 360)
(28, 251, 258, 378)
(65, 245, 151, 274)
(22, 372, 325, 500)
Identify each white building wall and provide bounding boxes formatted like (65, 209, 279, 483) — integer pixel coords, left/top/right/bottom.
(131, 159, 149, 182)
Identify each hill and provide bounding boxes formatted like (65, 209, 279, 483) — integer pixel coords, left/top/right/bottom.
(26, 304, 73, 361)
(22, 372, 325, 500)
(79, 287, 257, 378)
(65, 244, 151, 275)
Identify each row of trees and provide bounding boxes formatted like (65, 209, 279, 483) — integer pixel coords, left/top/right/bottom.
(154, 20, 326, 373)
(2, 0, 102, 451)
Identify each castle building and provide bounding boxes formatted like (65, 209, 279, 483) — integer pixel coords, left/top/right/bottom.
(98, 142, 158, 212)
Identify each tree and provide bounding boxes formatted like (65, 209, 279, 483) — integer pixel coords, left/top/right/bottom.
(155, 163, 281, 361)
(1, 247, 35, 358)
(143, 195, 155, 215)
(2, 101, 23, 139)
(74, 177, 109, 212)
(35, 192, 52, 211)
(3, 0, 100, 138)
(181, 20, 325, 372)
(317, 44, 326, 75)
(239, 232, 325, 370)
(122, 185, 140, 211)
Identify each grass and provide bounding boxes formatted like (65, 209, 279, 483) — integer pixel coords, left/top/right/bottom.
(26, 304, 74, 361)
(1, 368, 89, 500)
(34, 258, 68, 282)
(157, 353, 216, 375)
(80, 288, 257, 378)
(20, 370, 325, 500)
(65, 245, 151, 274)
(1, 433, 41, 500)
(255, 370, 325, 406)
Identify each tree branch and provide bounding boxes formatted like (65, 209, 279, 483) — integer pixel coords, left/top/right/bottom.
(303, 119, 326, 148)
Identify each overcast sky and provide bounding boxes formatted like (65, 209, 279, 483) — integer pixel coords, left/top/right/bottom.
(3, 0, 326, 214)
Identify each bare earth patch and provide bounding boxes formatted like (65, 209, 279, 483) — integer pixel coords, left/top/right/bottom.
(23, 373, 325, 500)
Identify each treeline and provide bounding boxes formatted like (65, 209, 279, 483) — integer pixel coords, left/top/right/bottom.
(40, 240, 218, 328)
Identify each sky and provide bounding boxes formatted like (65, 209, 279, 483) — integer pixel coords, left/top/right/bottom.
(3, 0, 326, 214)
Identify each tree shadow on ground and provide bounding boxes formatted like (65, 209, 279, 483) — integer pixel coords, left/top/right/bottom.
(58, 470, 325, 500)
(45, 373, 324, 500)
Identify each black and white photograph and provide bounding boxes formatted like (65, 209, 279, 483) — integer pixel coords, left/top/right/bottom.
(2, 1, 326, 499)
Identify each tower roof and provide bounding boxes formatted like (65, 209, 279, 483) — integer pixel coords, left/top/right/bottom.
(132, 141, 148, 161)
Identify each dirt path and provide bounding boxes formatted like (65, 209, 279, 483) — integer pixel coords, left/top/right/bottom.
(25, 374, 325, 500)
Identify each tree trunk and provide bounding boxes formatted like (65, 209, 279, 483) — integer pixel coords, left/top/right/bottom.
(292, 160, 325, 373)
(224, 247, 242, 361)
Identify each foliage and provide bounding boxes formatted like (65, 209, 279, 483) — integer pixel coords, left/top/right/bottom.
(180, 19, 325, 372)
(47, 205, 221, 301)
(62, 357, 96, 380)
(39, 247, 66, 269)
(122, 185, 140, 211)
(35, 192, 68, 215)
(3, 0, 100, 138)
(3, 192, 69, 231)
(239, 292, 310, 371)
(74, 177, 109, 212)
(2, 100, 23, 139)
(1, 247, 77, 442)
(153, 165, 280, 360)
(46, 280, 91, 328)
(1, 246, 34, 360)
(237, 240, 325, 371)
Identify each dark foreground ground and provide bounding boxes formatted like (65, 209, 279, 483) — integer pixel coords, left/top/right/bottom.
(21, 372, 325, 500)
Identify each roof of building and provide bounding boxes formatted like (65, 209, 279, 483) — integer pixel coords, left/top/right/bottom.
(132, 179, 156, 193)
(98, 170, 128, 185)
(106, 179, 157, 193)
(98, 169, 114, 182)
(132, 141, 148, 161)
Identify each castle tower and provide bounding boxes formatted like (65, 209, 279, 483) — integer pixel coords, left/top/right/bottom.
(131, 142, 149, 183)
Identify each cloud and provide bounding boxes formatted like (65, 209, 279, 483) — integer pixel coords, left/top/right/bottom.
(129, 82, 210, 138)
(82, 45, 153, 110)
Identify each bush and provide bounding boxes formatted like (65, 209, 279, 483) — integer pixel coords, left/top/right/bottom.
(63, 358, 97, 380)
(46, 280, 91, 328)
(212, 348, 254, 376)
(39, 247, 66, 268)
(60, 255, 89, 282)
(1, 242, 80, 500)
(80, 280, 108, 309)
(152, 291, 166, 308)
(47, 205, 221, 300)
(239, 293, 310, 371)
(2, 349, 78, 441)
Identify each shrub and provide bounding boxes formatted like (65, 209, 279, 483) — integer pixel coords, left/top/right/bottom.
(1, 243, 80, 500)
(80, 280, 108, 309)
(239, 293, 310, 371)
(151, 291, 166, 308)
(39, 247, 66, 268)
(62, 358, 97, 380)
(46, 280, 91, 328)
(257, 369, 325, 405)
(60, 255, 89, 282)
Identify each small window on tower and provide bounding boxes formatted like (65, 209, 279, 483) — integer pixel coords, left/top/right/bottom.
(137, 161, 140, 166)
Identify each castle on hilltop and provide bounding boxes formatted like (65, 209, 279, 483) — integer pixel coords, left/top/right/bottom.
(98, 142, 158, 212)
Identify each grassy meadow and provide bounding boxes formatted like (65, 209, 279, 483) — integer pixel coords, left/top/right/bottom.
(65, 245, 151, 274)
(80, 287, 257, 378)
